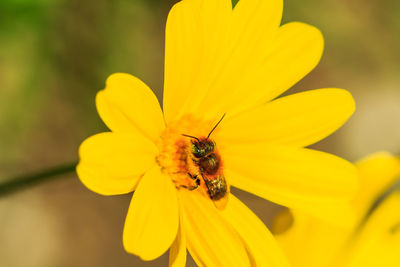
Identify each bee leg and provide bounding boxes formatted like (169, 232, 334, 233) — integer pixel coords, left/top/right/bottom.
(180, 182, 199, 191)
(185, 173, 201, 190)
(187, 173, 197, 180)
(189, 179, 201, 190)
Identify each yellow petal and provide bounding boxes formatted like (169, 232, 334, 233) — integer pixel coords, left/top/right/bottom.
(221, 194, 290, 267)
(197, 21, 323, 121)
(275, 196, 400, 267)
(229, 21, 324, 115)
(183, 0, 283, 121)
(123, 166, 179, 261)
(163, 0, 232, 123)
(356, 151, 400, 192)
(215, 88, 355, 147)
(274, 154, 400, 267)
(274, 209, 351, 267)
(77, 132, 157, 195)
(169, 205, 187, 267)
(232, 0, 282, 45)
(222, 144, 358, 225)
(344, 193, 400, 267)
(179, 190, 250, 267)
(353, 151, 400, 216)
(96, 73, 164, 142)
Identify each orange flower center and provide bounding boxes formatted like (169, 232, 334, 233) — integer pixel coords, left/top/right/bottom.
(156, 115, 221, 196)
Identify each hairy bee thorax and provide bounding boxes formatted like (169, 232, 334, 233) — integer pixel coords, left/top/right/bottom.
(156, 115, 228, 204)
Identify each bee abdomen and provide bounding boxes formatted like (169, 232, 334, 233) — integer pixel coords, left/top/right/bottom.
(204, 178, 227, 200)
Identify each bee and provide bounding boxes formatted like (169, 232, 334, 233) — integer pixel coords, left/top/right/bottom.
(182, 114, 229, 209)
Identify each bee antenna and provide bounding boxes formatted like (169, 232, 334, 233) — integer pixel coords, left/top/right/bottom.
(182, 134, 200, 142)
(207, 113, 226, 138)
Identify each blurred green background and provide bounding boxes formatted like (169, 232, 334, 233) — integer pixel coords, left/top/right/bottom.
(1, 0, 399, 266)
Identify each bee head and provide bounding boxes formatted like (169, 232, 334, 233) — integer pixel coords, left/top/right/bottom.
(190, 138, 215, 158)
(182, 113, 225, 158)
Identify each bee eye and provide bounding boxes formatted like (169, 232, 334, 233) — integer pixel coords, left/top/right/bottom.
(191, 143, 205, 158)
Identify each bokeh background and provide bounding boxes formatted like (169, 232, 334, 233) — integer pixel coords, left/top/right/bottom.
(1, 0, 399, 266)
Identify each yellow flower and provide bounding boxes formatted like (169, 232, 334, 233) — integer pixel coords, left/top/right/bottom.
(273, 152, 400, 267)
(77, 0, 357, 265)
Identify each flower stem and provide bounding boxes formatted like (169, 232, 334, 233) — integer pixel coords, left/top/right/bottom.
(0, 162, 77, 197)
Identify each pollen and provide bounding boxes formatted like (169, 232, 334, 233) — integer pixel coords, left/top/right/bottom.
(156, 114, 215, 193)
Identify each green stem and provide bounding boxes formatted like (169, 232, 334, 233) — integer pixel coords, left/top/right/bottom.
(0, 162, 77, 197)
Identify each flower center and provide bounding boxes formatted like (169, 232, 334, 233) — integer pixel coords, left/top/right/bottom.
(156, 115, 226, 201)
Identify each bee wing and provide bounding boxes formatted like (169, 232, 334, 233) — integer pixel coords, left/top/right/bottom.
(213, 194, 229, 210)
